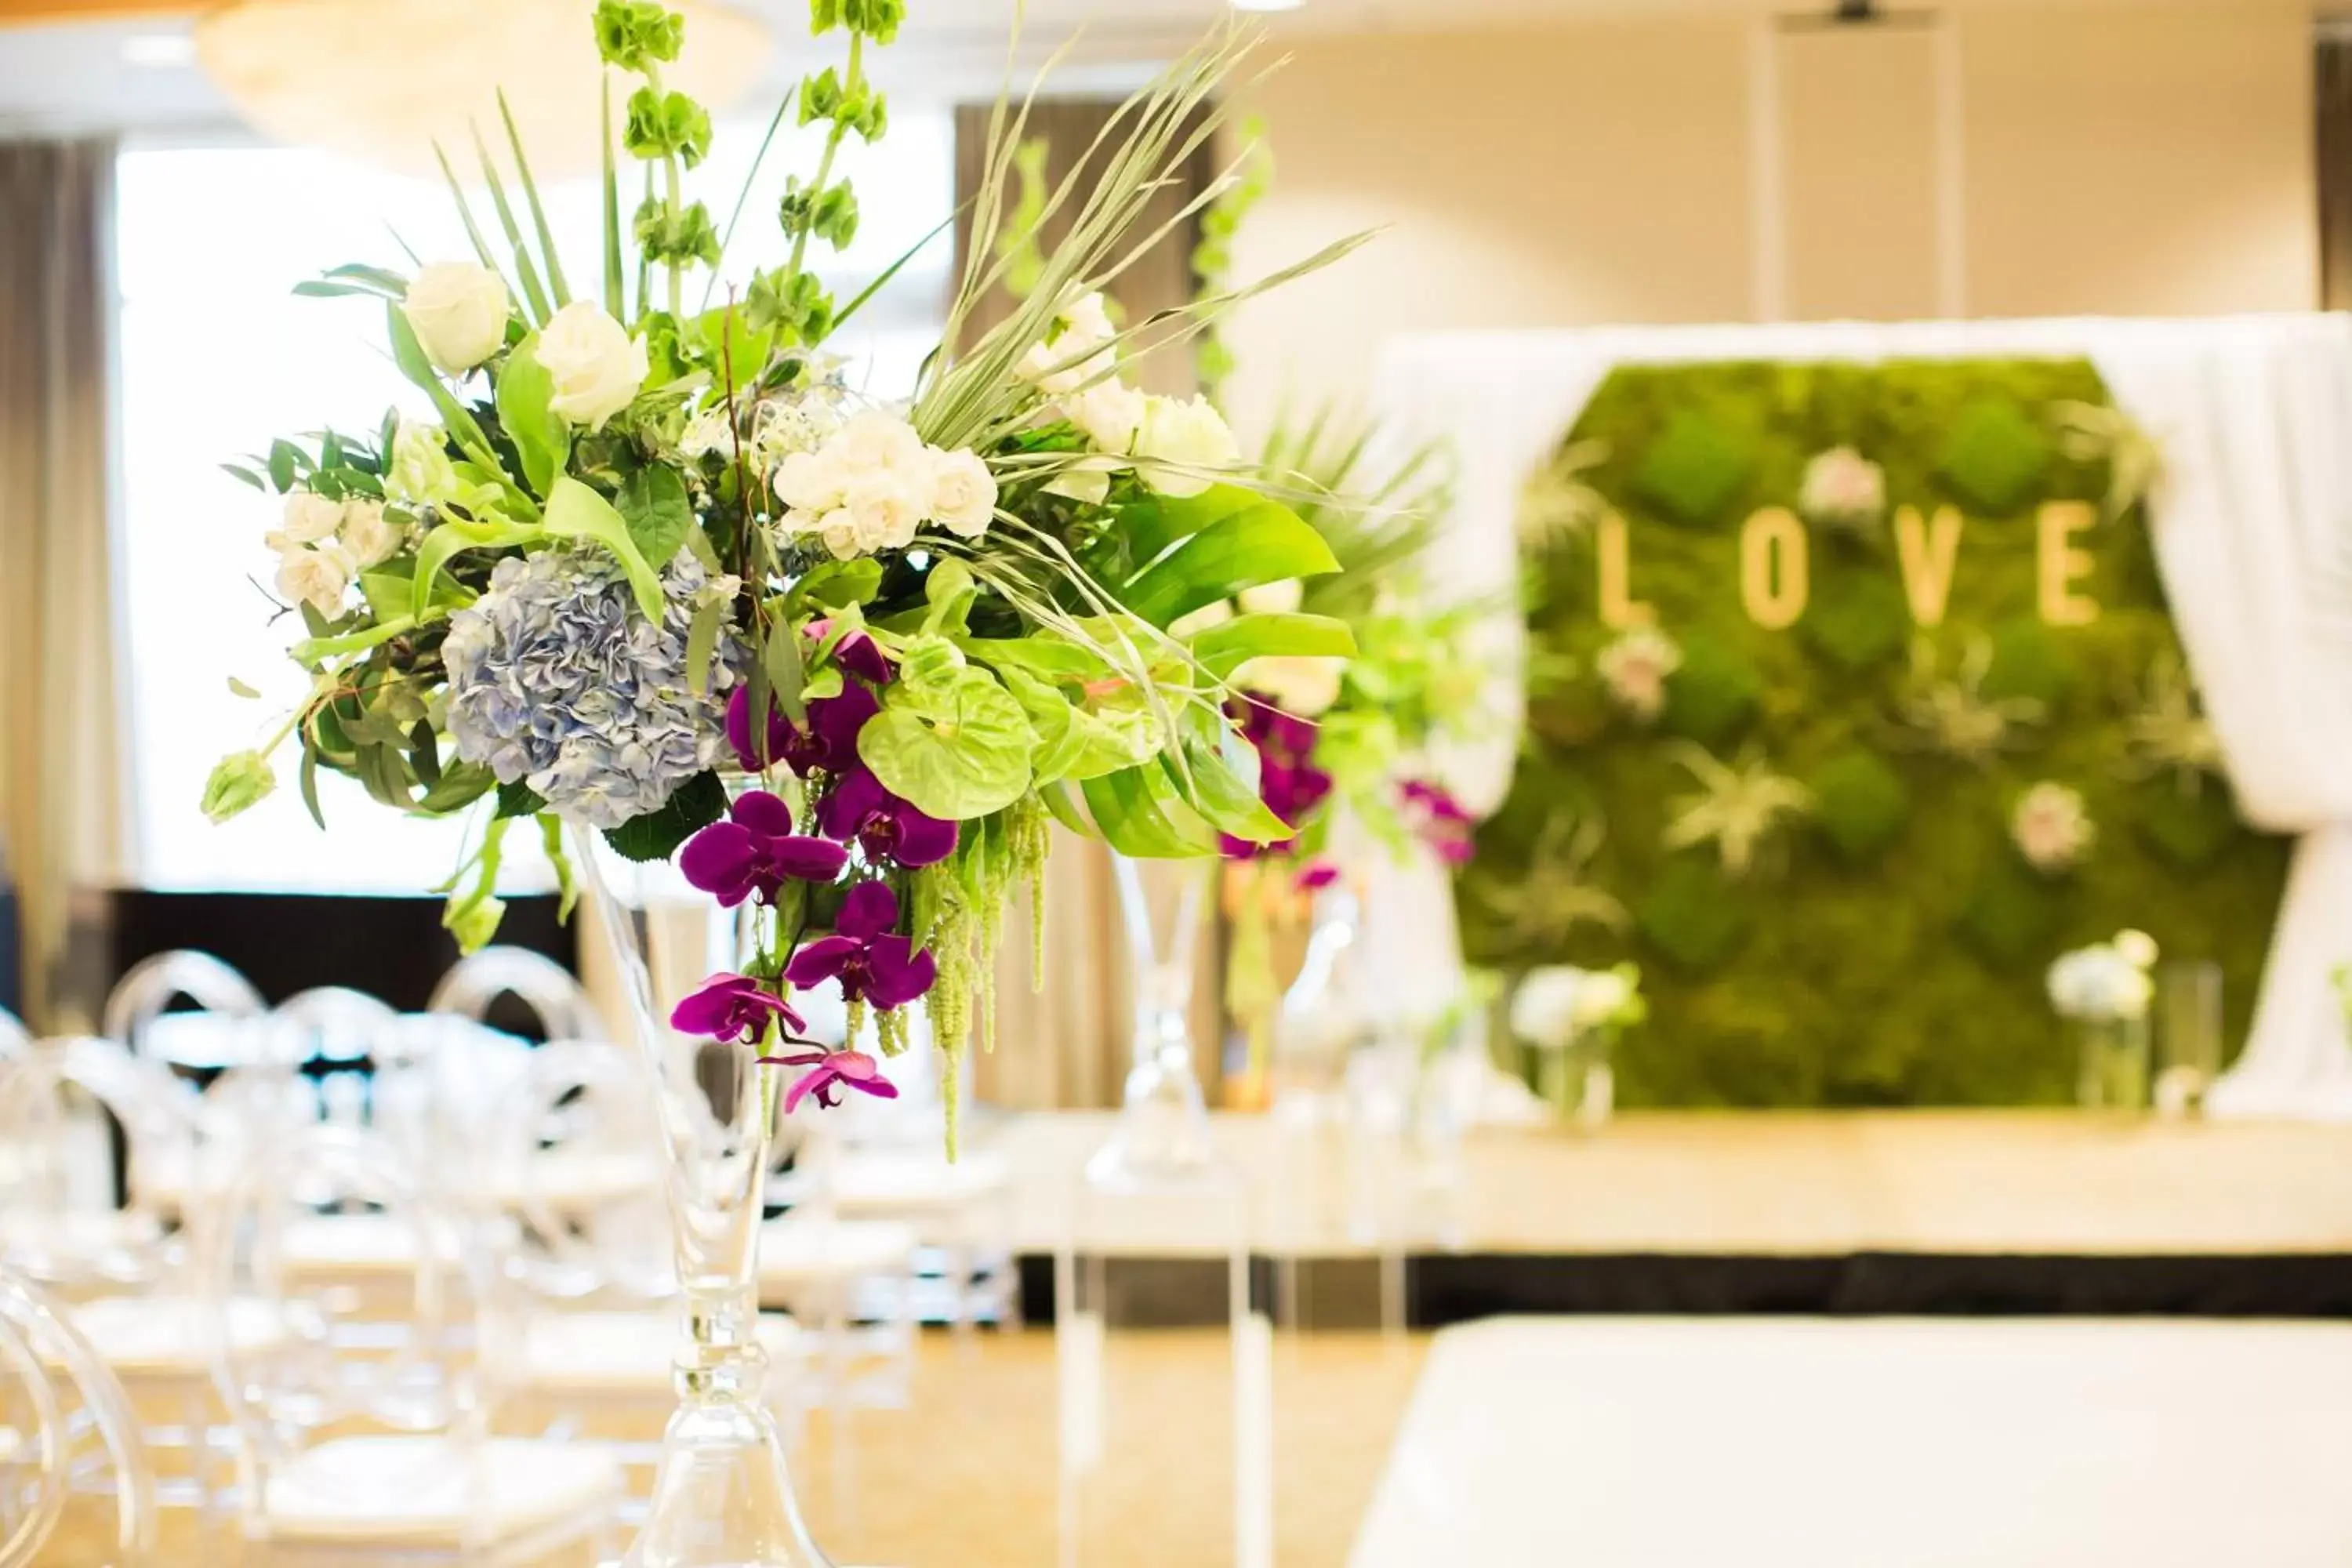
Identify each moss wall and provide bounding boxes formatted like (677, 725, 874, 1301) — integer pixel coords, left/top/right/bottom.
(1459, 358, 2292, 1106)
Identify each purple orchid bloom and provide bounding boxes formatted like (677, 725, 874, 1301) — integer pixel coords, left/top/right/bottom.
(1400, 779, 1476, 866)
(672, 972, 808, 1044)
(815, 767, 957, 868)
(681, 791, 849, 908)
(1294, 861, 1341, 893)
(766, 1047, 901, 1113)
(783, 882, 938, 1010)
(809, 623, 892, 685)
(726, 684, 879, 778)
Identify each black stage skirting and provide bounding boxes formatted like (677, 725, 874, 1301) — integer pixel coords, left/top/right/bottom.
(1014, 1250, 2352, 1326)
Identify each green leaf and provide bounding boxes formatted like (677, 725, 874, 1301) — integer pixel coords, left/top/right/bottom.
(1112, 484, 1283, 572)
(789, 558, 884, 610)
(540, 813, 579, 922)
(685, 595, 729, 697)
(222, 462, 266, 491)
(543, 475, 664, 622)
(921, 557, 978, 637)
(1180, 731, 1291, 844)
(762, 615, 808, 725)
(1189, 612, 1357, 682)
(601, 76, 626, 317)
(409, 518, 540, 621)
(1080, 767, 1214, 858)
(416, 759, 495, 814)
(959, 635, 1117, 682)
(299, 749, 325, 830)
(603, 769, 728, 862)
(496, 780, 548, 818)
(495, 336, 570, 498)
(227, 677, 262, 700)
(858, 663, 1034, 819)
(1121, 503, 1341, 628)
(470, 125, 552, 325)
(615, 463, 694, 566)
(384, 299, 505, 477)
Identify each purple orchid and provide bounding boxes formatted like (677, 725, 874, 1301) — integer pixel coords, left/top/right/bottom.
(783, 881, 937, 1010)
(672, 973, 807, 1044)
(814, 624, 892, 685)
(1399, 779, 1476, 866)
(1219, 692, 1334, 861)
(681, 791, 849, 908)
(766, 1047, 900, 1113)
(726, 684, 879, 778)
(1294, 861, 1341, 893)
(816, 768, 957, 868)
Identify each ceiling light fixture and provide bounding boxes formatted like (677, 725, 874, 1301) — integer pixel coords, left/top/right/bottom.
(121, 32, 198, 68)
(192, 0, 771, 179)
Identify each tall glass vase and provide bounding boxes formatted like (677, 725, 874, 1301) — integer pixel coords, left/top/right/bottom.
(574, 829, 833, 1568)
(2073, 1012, 2151, 1112)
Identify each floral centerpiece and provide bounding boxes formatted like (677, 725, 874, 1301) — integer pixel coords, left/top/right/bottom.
(2049, 929, 2158, 1110)
(204, 2, 1367, 1145)
(1506, 961, 1644, 1127)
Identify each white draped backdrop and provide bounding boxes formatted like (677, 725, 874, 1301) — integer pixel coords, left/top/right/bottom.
(1367, 314, 2352, 1120)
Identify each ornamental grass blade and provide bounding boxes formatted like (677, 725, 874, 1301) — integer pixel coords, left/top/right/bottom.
(471, 123, 554, 325)
(601, 75, 625, 317)
(497, 89, 571, 308)
(430, 142, 520, 309)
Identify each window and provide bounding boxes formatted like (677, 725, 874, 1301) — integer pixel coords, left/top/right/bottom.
(116, 107, 953, 893)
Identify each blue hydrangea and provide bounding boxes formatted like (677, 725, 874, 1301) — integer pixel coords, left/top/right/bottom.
(442, 546, 739, 829)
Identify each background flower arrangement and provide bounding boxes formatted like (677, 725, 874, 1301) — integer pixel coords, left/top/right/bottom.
(204, 1, 1374, 1138)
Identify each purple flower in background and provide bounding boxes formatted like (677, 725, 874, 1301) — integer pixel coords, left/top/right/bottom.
(681, 791, 849, 908)
(816, 768, 957, 868)
(768, 1047, 900, 1113)
(672, 973, 807, 1045)
(1400, 779, 1477, 866)
(1218, 692, 1333, 861)
(726, 684, 879, 777)
(1294, 862, 1341, 893)
(784, 882, 937, 1009)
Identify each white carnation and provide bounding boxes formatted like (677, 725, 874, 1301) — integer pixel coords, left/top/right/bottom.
(1068, 380, 1147, 455)
(774, 449, 847, 514)
(1135, 394, 1239, 499)
(818, 508, 864, 561)
(275, 490, 344, 547)
(1019, 290, 1118, 395)
(402, 262, 511, 374)
(536, 300, 648, 430)
(844, 467, 925, 552)
(337, 497, 401, 568)
(830, 408, 928, 475)
(927, 447, 998, 539)
(275, 542, 354, 615)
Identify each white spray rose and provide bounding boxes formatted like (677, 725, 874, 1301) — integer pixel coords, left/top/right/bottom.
(1510, 967, 1584, 1051)
(927, 448, 998, 539)
(1019, 291, 1119, 395)
(774, 449, 847, 514)
(844, 467, 925, 552)
(273, 490, 344, 548)
(275, 542, 354, 615)
(1135, 394, 1239, 499)
(831, 408, 929, 475)
(1235, 654, 1345, 717)
(817, 508, 863, 561)
(386, 420, 459, 507)
(402, 263, 512, 374)
(1237, 579, 1303, 616)
(537, 300, 648, 430)
(1068, 380, 1148, 455)
(337, 497, 401, 568)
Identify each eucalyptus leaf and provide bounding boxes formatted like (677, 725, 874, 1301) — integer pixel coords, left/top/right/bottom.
(684, 596, 729, 696)
(858, 664, 1033, 820)
(762, 615, 808, 725)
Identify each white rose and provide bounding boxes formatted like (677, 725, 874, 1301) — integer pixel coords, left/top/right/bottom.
(774, 449, 847, 514)
(337, 498, 401, 568)
(275, 542, 354, 615)
(1019, 292, 1119, 395)
(2114, 929, 2160, 970)
(1236, 579, 1303, 616)
(401, 262, 511, 374)
(536, 300, 648, 430)
(927, 448, 998, 539)
(1135, 394, 1239, 499)
(386, 420, 459, 507)
(845, 467, 924, 552)
(1234, 654, 1345, 717)
(1510, 967, 1584, 1051)
(1068, 380, 1147, 454)
(275, 490, 344, 546)
(817, 508, 864, 561)
(830, 409, 928, 476)
(1062, 291, 1116, 345)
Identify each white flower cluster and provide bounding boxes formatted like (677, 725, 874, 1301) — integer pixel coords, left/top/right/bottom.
(1021, 291, 1239, 501)
(2013, 781, 2095, 873)
(267, 490, 402, 616)
(771, 409, 998, 561)
(679, 389, 845, 472)
(1509, 964, 1643, 1051)
(1800, 445, 1886, 531)
(1596, 626, 1682, 723)
(2048, 930, 2159, 1022)
(405, 263, 645, 431)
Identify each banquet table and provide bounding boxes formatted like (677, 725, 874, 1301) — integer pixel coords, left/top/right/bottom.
(1349, 1316, 2352, 1566)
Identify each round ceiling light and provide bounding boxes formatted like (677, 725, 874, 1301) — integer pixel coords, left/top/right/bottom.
(194, 0, 773, 178)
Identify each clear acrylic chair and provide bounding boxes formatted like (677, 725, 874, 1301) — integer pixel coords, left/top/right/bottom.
(426, 947, 604, 1044)
(102, 951, 270, 1074)
(202, 1121, 622, 1565)
(0, 1038, 185, 1295)
(0, 1265, 157, 1568)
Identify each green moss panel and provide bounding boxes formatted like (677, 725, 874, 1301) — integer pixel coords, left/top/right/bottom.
(1461, 358, 2291, 1108)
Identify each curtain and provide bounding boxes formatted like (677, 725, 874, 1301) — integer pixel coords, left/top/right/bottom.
(1373, 314, 2352, 1120)
(0, 140, 127, 1034)
(950, 100, 1224, 1107)
(2319, 35, 2352, 310)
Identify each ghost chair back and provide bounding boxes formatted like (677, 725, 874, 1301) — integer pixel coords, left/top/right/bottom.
(0, 1040, 188, 1294)
(102, 950, 269, 1073)
(0, 1266, 156, 1568)
(426, 946, 603, 1044)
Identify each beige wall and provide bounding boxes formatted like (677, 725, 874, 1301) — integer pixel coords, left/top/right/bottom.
(1225, 3, 2317, 427)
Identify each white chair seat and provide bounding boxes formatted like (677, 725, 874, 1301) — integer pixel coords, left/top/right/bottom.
(69, 1294, 288, 1377)
(756, 1218, 918, 1289)
(264, 1435, 621, 1546)
(518, 1310, 800, 1396)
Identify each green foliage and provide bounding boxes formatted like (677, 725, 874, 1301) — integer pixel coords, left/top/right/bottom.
(1802, 573, 1910, 673)
(603, 770, 728, 862)
(859, 639, 1035, 818)
(593, 0, 684, 71)
(1634, 408, 1753, 528)
(1939, 397, 2053, 514)
(624, 87, 714, 168)
(1462, 357, 2290, 1107)
(1809, 749, 1910, 863)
